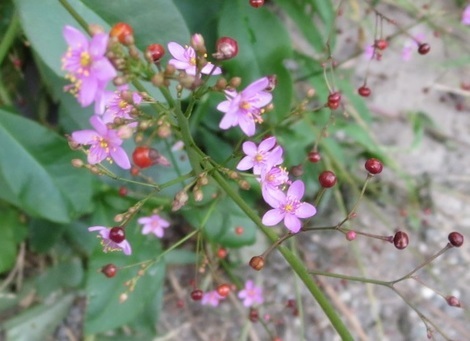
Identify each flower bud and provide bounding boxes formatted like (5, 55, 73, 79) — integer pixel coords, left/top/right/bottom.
(71, 159, 84, 168)
(346, 230, 357, 241)
(172, 190, 189, 211)
(213, 37, 238, 60)
(249, 256, 265, 271)
(109, 23, 134, 45)
(146, 43, 165, 63)
(190, 33, 206, 55)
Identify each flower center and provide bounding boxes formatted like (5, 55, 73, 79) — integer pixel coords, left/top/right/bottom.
(255, 153, 264, 162)
(240, 101, 251, 110)
(118, 100, 128, 109)
(80, 51, 91, 67)
(281, 197, 300, 214)
(190, 57, 196, 65)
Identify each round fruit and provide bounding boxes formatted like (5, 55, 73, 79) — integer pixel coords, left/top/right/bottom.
(328, 91, 341, 104)
(448, 232, 464, 247)
(101, 264, 117, 278)
(393, 231, 409, 250)
(109, 226, 125, 243)
(318, 170, 337, 188)
(375, 39, 388, 50)
(216, 284, 231, 297)
(190, 289, 203, 301)
(358, 86, 371, 97)
(110, 23, 134, 45)
(215, 37, 238, 60)
(308, 151, 321, 163)
(146, 44, 165, 62)
(132, 146, 159, 168)
(249, 256, 265, 271)
(249, 0, 264, 8)
(418, 43, 430, 55)
(365, 158, 383, 174)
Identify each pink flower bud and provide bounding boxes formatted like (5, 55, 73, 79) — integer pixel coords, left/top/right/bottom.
(213, 37, 238, 60)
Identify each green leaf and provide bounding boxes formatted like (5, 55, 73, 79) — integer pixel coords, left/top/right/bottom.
(0, 109, 93, 223)
(0, 208, 27, 274)
(2, 294, 75, 341)
(218, 0, 293, 123)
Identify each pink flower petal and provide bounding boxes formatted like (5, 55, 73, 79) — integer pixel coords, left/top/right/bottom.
(167, 42, 187, 60)
(242, 141, 257, 155)
(258, 136, 276, 152)
(71, 130, 98, 144)
(236, 156, 254, 171)
(243, 77, 269, 94)
(287, 180, 304, 199)
(284, 214, 301, 233)
(296, 203, 316, 218)
(201, 63, 222, 75)
(63, 26, 88, 49)
(262, 209, 284, 226)
(89, 33, 108, 58)
(78, 76, 98, 107)
(110, 147, 131, 169)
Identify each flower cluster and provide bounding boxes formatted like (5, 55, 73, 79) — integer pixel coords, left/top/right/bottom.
(236, 136, 316, 233)
(138, 214, 170, 238)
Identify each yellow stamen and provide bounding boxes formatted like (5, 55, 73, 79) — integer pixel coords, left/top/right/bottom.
(80, 51, 91, 67)
(240, 101, 251, 110)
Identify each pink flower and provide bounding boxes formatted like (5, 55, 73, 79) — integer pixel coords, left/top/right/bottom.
(262, 180, 316, 233)
(71, 115, 131, 169)
(101, 85, 142, 125)
(217, 77, 273, 136)
(88, 226, 132, 255)
(237, 137, 283, 175)
(167, 42, 222, 76)
(462, 5, 470, 25)
(364, 45, 375, 60)
(138, 214, 170, 238)
(260, 166, 290, 204)
(238, 280, 263, 307)
(401, 33, 425, 61)
(201, 290, 225, 307)
(61, 26, 116, 107)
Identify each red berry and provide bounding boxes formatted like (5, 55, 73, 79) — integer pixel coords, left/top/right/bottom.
(235, 226, 244, 235)
(132, 146, 160, 168)
(393, 231, 409, 250)
(130, 166, 140, 176)
(118, 186, 128, 196)
(418, 43, 430, 55)
(446, 296, 461, 308)
(110, 22, 134, 45)
(308, 151, 321, 163)
(328, 92, 341, 104)
(358, 86, 371, 97)
(190, 289, 203, 301)
(346, 231, 357, 241)
(328, 101, 340, 110)
(448, 232, 464, 247)
(214, 37, 238, 60)
(146, 44, 165, 62)
(375, 39, 388, 50)
(365, 158, 383, 174)
(109, 226, 125, 243)
(216, 283, 231, 297)
(249, 0, 264, 8)
(217, 247, 228, 259)
(319, 170, 337, 188)
(101, 264, 117, 278)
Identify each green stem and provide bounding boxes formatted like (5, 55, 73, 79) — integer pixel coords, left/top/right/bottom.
(0, 12, 20, 65)
(210, 170, 353, 340)
(58, 0, 89, 32)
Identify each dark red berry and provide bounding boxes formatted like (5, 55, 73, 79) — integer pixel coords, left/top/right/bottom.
(393, 231, 409, 250)
(214, 37, 238, 60)
(418, 43, 430, 55)
(358, 86, 371, 97)
(110, 23, 134, 45)
(101, 264, 117, 278)
(328, 101, 340, 110)
(365, 158, 383, 174)
(328, 92, 341, 104)
(146, 44, 165, 62)
(109, 226, 125, 243)
(217, 247, 228, 259)
(249, 0, 264, 8)
(446, 296, 461, 308)
(448, 232, 464, 247)
(216, 283, 231, 297)
(190, 289, 203, 301)
(319, 170, 337, 188)
(132, 146, 160, 168)
(249, 307, 259, 322)
(308, 151, 321, 163)
(375, 39, 388, 50)
(118, 186, 128, 196)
